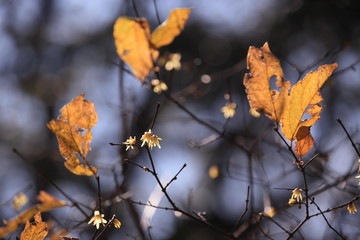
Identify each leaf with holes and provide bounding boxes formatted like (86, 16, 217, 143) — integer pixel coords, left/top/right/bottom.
(47, 94, 98, 175)
(20, 212, 48, 240)
(243, 42, 291, 122)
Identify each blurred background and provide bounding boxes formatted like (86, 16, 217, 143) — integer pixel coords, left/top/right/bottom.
(1, 0, 360, 239)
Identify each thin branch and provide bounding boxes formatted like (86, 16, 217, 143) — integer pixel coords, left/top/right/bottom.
(144, 147, 236, 239)
(163, 92, 248, 152)
(287, 218, 307, 240)
(94, 214, 116, 240)
(303, 153, 319, 168)
(265, 216, 291, 234)
(309, 198, 345, 240)
(273, 128, 299, 163)
(152, 0, 161, 24)
(164, 164, 187, 190)
(337, 118, 360, 158)
(334, 59, 360, 76)
(233, 186, 250, 234)
(150, 103, 161, 130)
(12, 148, 89, 218)
(131, 0, 140, 18)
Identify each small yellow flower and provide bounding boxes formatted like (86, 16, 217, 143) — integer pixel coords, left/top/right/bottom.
(158, 53, 182, 71)
(113, 218, 122, 228)
(140, 129, 162, 150)
(122, 136, 137, 151)
(221, 102, 237, 119)
(264, 206, 276, 217)
(291, 188, 303, 202)
(12, 192, 28, 210)
(208, 165, 220, 179)
(249, 108, 261, 118)
(347, 202, 357, 214)
(356, 174, 360, 185)
(88, 210, 107, 229)
(151, 79, 168, 94)
(288, 198, 297, 205)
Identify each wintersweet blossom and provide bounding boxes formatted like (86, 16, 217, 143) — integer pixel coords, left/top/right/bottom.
(347, 202, 357, 214)
(249, 108, 261, 118)
(12, 192, 28, 210)
(264, 206, 276, 217)
(122, 136, 137, 151)
(165, 53, 181, 71)
(221, 102, 237, 119)
(291, 188, 303, 202)
(113, 218, 122, 228)
(288, 198, 297, 205)
(140, 129, 162, 150)
(151, 79, 168, 94)
(88, 210, 107, 229)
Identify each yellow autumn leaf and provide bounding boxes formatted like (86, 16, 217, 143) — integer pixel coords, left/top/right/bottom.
(20, 212, 48, 240)
(0, 208, 39, 237)
(280, 64, 338, 141)
(150, 8, 192, 49)
(244, 43, 338, 156)
(294, 126, 314, 157)
(46, 220, 69, 240)
(37, 191, 67, 212)
(47, 94, 98, 176)
(243, 42, 291, 122)
(113, 8, 191, 82)
(113, 18, 158, 82)
(0, 191, 66, 238)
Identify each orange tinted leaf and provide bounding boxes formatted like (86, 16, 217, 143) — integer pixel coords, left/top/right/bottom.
(46, 220, 69, 240)
(114, 9, 191, 81)
(0, 207, 39, 237)
(47, 94, 98, 176)
(113, 17, 158, 82)
(63, 155, 96, 176)
(294, 126, 314, 156)
(37, 191, 67, 212)
(49, 229, 69, 240)
(280, 64, 338, 141)
(20, 212, 48, 240)
(0, 192, 66, 238)
(243, 42, 291, 121)
(150, 8, 192, 49)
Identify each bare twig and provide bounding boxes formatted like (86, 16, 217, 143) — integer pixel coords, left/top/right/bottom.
(337, 118, 360, 158)
(152, 0, 161, 24)
(12, 148, 89, 218)
(233, 186, 250, 234)
(309, 198, 345, 240)
(164, 164, 187, 190)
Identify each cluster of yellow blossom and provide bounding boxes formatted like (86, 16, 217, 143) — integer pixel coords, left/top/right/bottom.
(221, 102, 237, 119)
(158, 53, 182, 71)
(347, 202, 357, 214)
(151, 79, 168, 94)
(122, 129, 162, 151)
(88, 210, 121, 229)
(288, 188, 303, 205)
(12, 192, 28, 210)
